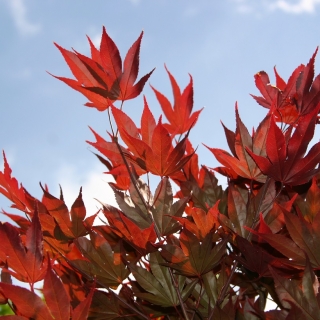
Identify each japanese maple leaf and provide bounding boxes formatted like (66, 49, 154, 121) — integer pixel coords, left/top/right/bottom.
(269, 258, 320, 318)
(102, 204, 157, 256)
(0, 151, 33, 212)
(160, 230, 227, 277)
(87, 127, 145, 190)
(205, 106, 268, 183)
(0, 208, 47, 284)
(252, 48, 320, 125)
(41, 186, 94, 239)
(247, 106, 320, 186)
(52, 26, 154, 111)
(151, 66, 203, 135)
(111, 101, 194, 177)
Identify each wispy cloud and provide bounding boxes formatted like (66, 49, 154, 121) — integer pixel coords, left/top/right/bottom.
(5, 0, 41, 36)
(232, 0, 320, 14)
(268, 0, 320, 14)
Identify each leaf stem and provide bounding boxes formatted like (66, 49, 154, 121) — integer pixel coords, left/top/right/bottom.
(113, 136, 190, 320)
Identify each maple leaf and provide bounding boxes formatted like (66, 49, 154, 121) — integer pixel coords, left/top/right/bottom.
(102, 204, 157, 256)
(252, 48, 320, 125)
(172, 204, 218, 241)
(52, 27, 154, 111)
(247, 107, 320, 186)
(0, 151, 32, 213)
(294, 176, 320, 223)
(151, 66, 203, 135)
(71, 287, 95, 320)
(87, 127, 145, 190)
(41, 186, 93, 239)
(52, 261, 87, 306)
(73, 233, 130, 289)
(0, 283, 53, 319)
(43, 263, 71, 320)
(111, 102, 194, 176)
(269, 257, 320, 318)
(177, 165, 224, 213)
(206, 105, 268, 183)
(160, 230, 227, 277)
(248, 208, 320, 268)
(234, 236, 295, 278)
(130, 252, 196, 307)
(151, 177, 187, 236)
(88, 290, 135, 319)
(0, 208, 47, 283)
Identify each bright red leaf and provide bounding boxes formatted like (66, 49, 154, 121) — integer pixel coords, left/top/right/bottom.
(0, 208, 47, 283)
(151, 66, 203, 135)
(251, 48, 320, 125)
(52, 27, 154, 111)
(112, 104, 194, 176)
(247, 107, 320, 186)
(206, 106, 268, 183)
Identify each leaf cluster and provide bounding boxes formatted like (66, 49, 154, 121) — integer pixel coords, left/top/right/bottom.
(1, 27, 320, 319)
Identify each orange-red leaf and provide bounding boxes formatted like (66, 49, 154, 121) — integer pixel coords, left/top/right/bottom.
(152, 66, 203, 135)
(53, 27, 154, 111)
(72, 287, 95, 320)
(43, 263, 71, 320)
(0, 283, 53, 319)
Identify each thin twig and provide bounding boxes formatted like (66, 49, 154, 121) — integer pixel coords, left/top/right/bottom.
(113, 136, 190, 320)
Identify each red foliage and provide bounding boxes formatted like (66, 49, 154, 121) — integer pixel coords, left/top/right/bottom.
(1, 26, 320, 319)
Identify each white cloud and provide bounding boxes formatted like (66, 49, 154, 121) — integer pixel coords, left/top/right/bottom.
(268, 0, 320, 14)
(5, 0, 41, 36)
(232, 0, 320, 14)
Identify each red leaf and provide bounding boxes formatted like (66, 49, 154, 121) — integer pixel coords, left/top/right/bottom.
(100, 26, 122, 88)
(206, 108, 268, 183)
(41, 186, 88, 238)
(274, 66, 286, 91)
(112, 106, 192, 176)
(252, 71, 279, 109)
(0, 151, 30, 212)
(248, 108, 320, 186)
(252, 49, 320, 125)
(43, 263, 71, 320)
(72, 287, 95, 320)
(141, 97, 156, 146)
(53, 27, 154, 111)
(152, 66, 203, 135)
(0, 283, 53, 319)
(0, 209, 46, 283)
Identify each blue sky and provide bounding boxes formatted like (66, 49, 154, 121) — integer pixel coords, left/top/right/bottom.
(1, 0, 320, 215)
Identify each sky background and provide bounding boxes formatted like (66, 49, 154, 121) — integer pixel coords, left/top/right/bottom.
(1, 0, 320, 217)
